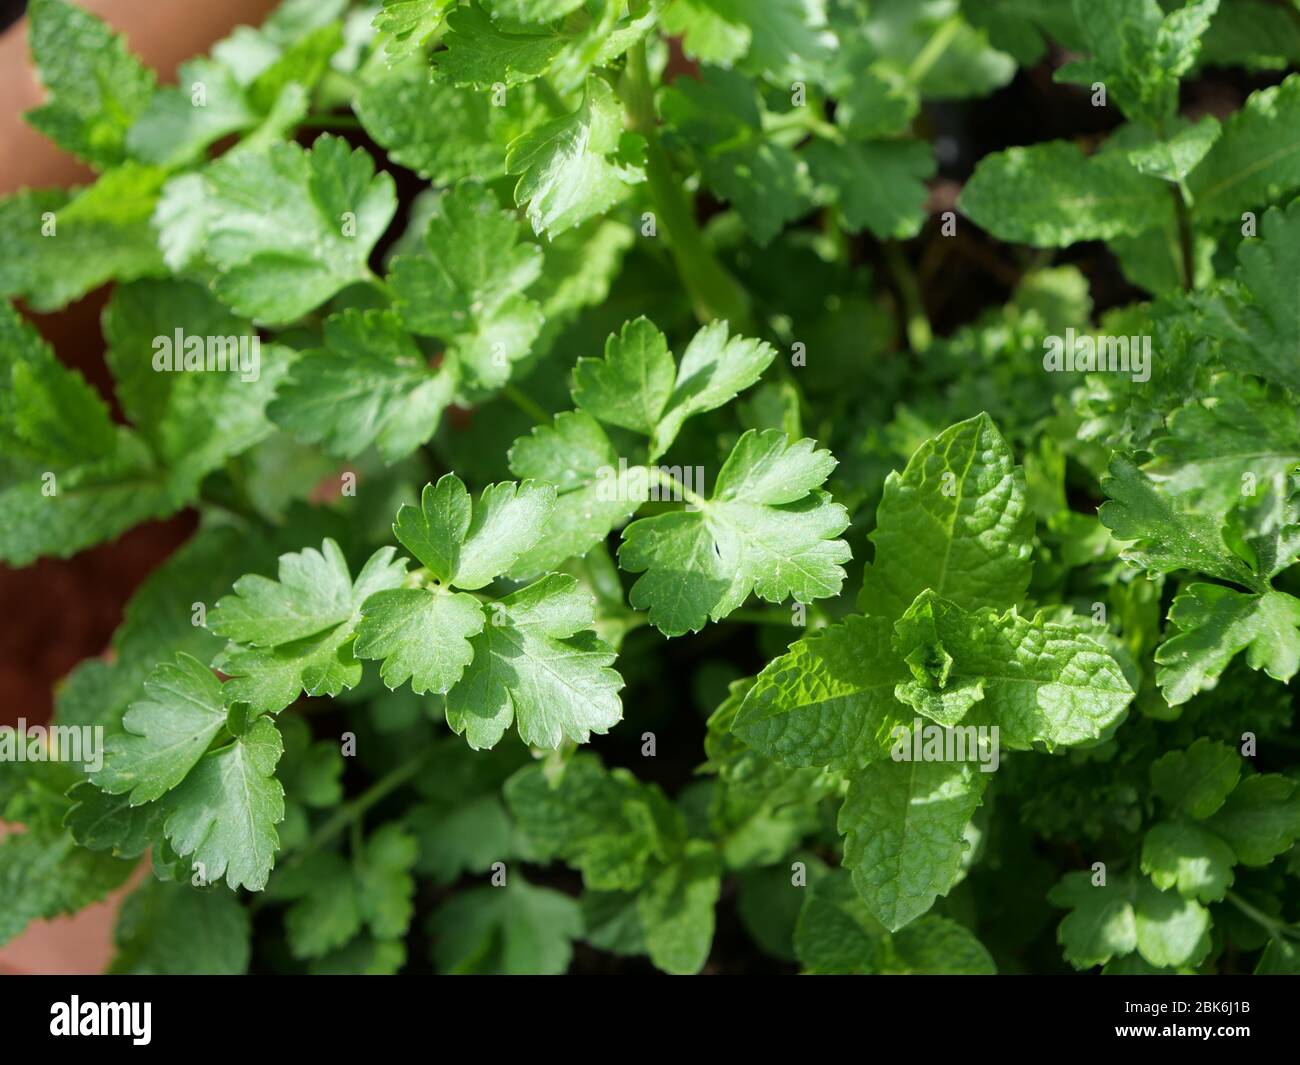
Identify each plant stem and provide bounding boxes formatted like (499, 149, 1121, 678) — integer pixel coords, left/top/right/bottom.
(907, 14, 962, 86)
(883, 241, 932, 354)
(1171, 184, 1196, 292)
(501, 384, 550, 424)
(1226, 891, 1300, 940)
(620, 42, 753, 331)
(295, 746, 432, 864)
(645, 464, 708, 510)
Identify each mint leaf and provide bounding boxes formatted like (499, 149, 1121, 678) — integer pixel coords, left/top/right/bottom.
(0, 762, 134, 944)
(620, 430, 850, 635)
(505, 755, 683, 891)
(389, 182, 544, 390)
(862, 413, 1033, 620)
(125, 45, 321, 168)
(891, 592, 1134, 748)
(1189, 73, 1300, 220)
(839, 759, 987, 931)
(103, 279, 288, 496)
(960, 141, 1166, 246)
(0, 165, 168, 312)
(1058, 0, 1216, 127)
(24, 0, 155, 168)
(1126, 115, 1221, 185)
(732, 615, 908, 770)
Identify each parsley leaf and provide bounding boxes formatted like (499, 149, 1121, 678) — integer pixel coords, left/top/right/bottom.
(162, 715, 285, 892)
(620, 429, 851, 635)
(179, 134, 397, 324)
(210, 540, 408, 714)
(269, 309, 457, 463)
(506, 76, 647, 236)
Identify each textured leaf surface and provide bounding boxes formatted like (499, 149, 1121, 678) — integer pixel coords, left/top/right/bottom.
(863, 413, 1033, 619)
(389, 183, 543, 389)
(891, 592, 1134, 749)
(733, 615, 908, 770)
(839, 758, 987, 931)
(269, 309, 456, 463)
(184, 134, 396, 323)
(25, 0, 155, 167)
(960, 141, 1166, 246)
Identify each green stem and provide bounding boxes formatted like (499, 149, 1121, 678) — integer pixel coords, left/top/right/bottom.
(1171, 184, 1196, 292)
(1226, 891, 1300, 940)
(907, 14, 962, 86)
(645, 464, 708, 510)
(883, 242, 932, 354)
(290, 746, 432, 867)
(620, 42, 753, 331)
(501, 384, 550, 424)
(764, 107, 842, 144)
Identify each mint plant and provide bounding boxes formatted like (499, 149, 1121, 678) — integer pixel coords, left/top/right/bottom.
(3, 0, 1300, 975)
